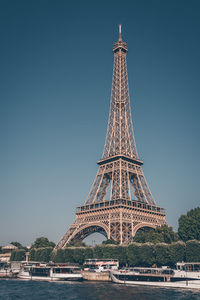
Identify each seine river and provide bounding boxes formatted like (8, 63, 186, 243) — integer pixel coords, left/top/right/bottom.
(0, 280, 200, 300)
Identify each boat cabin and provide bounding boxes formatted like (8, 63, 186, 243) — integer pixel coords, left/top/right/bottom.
(176, 262, 200, 272)
(84, 259, 119, 272)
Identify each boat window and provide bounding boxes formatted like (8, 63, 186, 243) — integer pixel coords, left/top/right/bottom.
(194, 264, 200, 272)
(53, 268, 70, 274)
(162, 269, 174, 275)
(30, 267, 50, 277)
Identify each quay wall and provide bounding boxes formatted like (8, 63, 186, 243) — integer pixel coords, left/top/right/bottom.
(82, 271, 111, 281)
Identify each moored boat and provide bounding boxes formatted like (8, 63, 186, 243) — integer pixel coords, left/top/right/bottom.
(18, 262, 83, 281)
(0, 262, 20, 278)
(110, 263, 200, 289)
(0, 262, 12, 278)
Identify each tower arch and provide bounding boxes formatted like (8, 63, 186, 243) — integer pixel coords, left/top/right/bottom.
(132, 223, 157, 237)
(69, 223, 109, 244)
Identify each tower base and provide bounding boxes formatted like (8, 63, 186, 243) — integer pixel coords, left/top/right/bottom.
(55, 199, 166, 249)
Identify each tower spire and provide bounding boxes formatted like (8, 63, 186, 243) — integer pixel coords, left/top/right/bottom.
(119, 24, 122, 41)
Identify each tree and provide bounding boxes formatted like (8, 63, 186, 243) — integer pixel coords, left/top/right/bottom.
(133, 230, 164, 243)
(11, 241, 27, 251)
(133, 225, 178, 244)
(154, 244, 171, 266)
(34, 248, 53, 262)
(178, 207, 200, 241)
(109, 245, 127, 266)
(64, 249, 75, 263)
(73, 248, 85, 265)
(31, 237, 55, 249)
(29, 247, 53, 262)
(52, 249, 65, 263)
(102, 239, 119, 245)
(84, 247, 93, 259)
(127, 244, 141, 266)
(156, 225, 178, 243)
(139, 243, 155, 267)
(186, 240, 200, 262)
(10, 249, 26, 261)
(168, 242, 186, 267)
(68, 240, 86, 247)
(93, 246, 103, 259)
(101, 245, 116, 259)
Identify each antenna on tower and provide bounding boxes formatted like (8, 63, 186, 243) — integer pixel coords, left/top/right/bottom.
(119, 24, 122, 41)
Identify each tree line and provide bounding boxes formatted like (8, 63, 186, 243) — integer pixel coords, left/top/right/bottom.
(10, 240, 200, 267)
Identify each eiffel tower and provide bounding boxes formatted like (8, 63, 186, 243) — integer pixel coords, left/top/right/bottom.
(55, 25, 166, 249)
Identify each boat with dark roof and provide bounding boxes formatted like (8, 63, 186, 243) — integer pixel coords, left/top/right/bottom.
(18, 262, 83, 281)
(110, 263, 200, 289)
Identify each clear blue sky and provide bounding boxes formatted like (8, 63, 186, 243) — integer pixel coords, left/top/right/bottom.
(0, 0, 199, 246)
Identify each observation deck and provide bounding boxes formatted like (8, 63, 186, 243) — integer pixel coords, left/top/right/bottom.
(76, 199, 166, 217)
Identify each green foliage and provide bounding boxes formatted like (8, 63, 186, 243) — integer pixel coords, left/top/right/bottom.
(52, 247, 87, 265)
(139, 243, 155, 267)
(50, 241, 200, 267)
(11, 242, 22, 248)
(10, 249, 26, 261)
(178, 207, 200, 241)
(73, 248, 85, 265)
(134, 230, 164, 243)
(11, 241, 27, 251)
(84, 247, 93, 259)
(28, 237, 55, 262)
(68, 240, 86, 247)
(52, 249, 64, 263)
(133, 225, 178, 244)
(101, 245, 115, 259)
(29, 247, 53, 262)
(126, 243, 156, 267)
(108, 245, 127, 266)
(64, 249, 75, 263)
(154, 244, 171, 266)
(127, 243, 141, 266)
(93, 246, 104, 259)
(102, 239, 119, 245)
(168, 242, 186, 267)
(31, 237, 55, 249)
(53, 245, 128, 266)
(186, 240, 200, 262)
(157, 225, 178, 243)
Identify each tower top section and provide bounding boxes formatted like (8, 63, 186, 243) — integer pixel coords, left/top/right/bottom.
(119, 24, 122, 41)
(102, 24, 138, 160)
(113, 24, 128, 53)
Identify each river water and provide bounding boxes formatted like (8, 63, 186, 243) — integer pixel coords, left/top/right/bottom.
(0, 280, 200, 300)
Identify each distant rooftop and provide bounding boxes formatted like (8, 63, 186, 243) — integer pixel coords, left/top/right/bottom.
(2, 244, 18, 250)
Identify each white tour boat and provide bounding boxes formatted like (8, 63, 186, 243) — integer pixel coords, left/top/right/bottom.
(110, 262, 200, 289)
(18, 262, 83, 281)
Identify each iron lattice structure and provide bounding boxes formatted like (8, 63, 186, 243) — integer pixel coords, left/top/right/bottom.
(55, 26, 166, 249)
